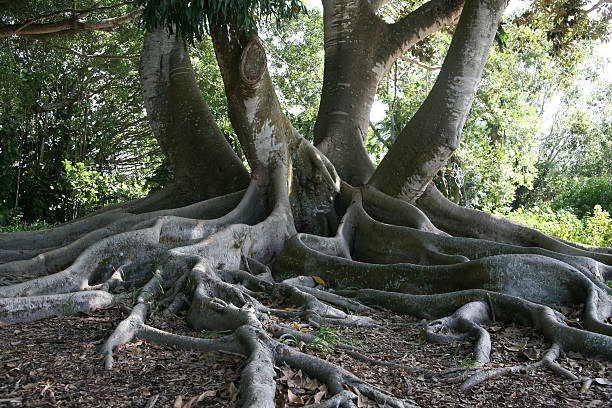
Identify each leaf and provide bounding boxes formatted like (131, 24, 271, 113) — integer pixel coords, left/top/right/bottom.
(200, 390, 217, 398)
(287, 389, 303, 404)
(293, 322, 301, 331)
(304, 378, 320, 391)
(594, 378, 612, 386)
(173, 395, 184, 408)
(503, 339, 527, 352)
(228, 382, 240, 402)
(494, 24, 507, 51)
(314, 389, 326, 403)
(182, 389, 217, 408)
(311, 275, 326, 286)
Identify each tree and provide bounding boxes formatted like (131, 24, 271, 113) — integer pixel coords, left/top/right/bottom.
(0, 2, 157, 224)
(1, 0, 612, 406)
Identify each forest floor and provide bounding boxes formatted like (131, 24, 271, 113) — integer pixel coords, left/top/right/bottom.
(1, 305, 610, 408)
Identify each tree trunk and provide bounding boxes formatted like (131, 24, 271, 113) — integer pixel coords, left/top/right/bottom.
(2, 1, 612, 406)
(140, 27, 250, 205)
(369, 0, 506, 202)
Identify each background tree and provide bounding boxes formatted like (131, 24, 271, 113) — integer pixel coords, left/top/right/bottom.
(1, 1, 612, 407)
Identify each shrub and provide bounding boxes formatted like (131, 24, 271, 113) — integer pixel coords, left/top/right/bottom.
(495, 204, 612, 247)
(552, 177, 612, 218)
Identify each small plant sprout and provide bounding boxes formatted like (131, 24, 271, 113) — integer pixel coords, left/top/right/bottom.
(279, 333, 299, 346)
(152, 274, 164, 294)
(460, 352, 477, 367)
(130, 287, 143, 304)
(62, 293, 76, 315)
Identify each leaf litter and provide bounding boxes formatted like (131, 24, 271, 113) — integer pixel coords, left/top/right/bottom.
(1, 305, 610, 407)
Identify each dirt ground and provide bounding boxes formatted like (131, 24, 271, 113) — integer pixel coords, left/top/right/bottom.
(1, 305, 610, 407)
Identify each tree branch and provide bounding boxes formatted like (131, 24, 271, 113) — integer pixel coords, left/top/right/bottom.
(379, 0, 465, 73)
(0, 5, 142, 38)
(369, 0, 507, 201)
(40, 39, 140, 60)
(585, 0, 612, 14)
(402, 56, 442, 71)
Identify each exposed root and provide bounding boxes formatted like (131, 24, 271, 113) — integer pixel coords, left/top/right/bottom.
(0, 290, 118, 322)
(458, 343, 574, 392)
(416, 184, 612, 263)
(343, 289, 612, 360)
(2, 165, 611, 406)
(101, 303, 148, 369)
(425, 301, 491, 364)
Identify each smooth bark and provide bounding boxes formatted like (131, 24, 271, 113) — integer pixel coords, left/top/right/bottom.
(140, 27, 250, 202)
(369, 0, 506, 201)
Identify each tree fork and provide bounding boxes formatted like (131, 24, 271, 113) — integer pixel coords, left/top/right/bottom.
(313, 0, 465, 186)
(369, 0, 507, 201)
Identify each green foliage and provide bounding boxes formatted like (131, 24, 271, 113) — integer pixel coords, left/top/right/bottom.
(0, 14, 163, 226)
(495, 205, 612, 247)
(311, 320, 338, 346)
(261, 9, 324, 139)
(139, 0, 307, 44)
(552, 177, 612, 218)
(0, 209, 57, 233)
(63, 160, 147, 219)
(520, 0, 612, 57)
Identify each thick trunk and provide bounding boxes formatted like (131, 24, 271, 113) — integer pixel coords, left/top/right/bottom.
(314, 0, 464, 186)
(140, 28, 250, 203)
(3, 3, 612, 406)
(369, 0, 506, 201)
(211, 27, 340, 233)
(211, 29, 297, 177)
(313, 0, 382, 185)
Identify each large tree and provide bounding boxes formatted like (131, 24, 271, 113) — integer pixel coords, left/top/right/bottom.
(1, 0, 612, 406)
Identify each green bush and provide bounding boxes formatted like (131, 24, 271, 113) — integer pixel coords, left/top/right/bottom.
(0, 209, 57, 232)
(552, 177, 612, 218)
(63, 160, 148, 219)
(495, 204, 612, 247)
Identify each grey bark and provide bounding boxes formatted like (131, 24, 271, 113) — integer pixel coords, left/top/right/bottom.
(140, 27, 250, 203)
(369, 0, 507, 201)
(313, 0, 464, 186)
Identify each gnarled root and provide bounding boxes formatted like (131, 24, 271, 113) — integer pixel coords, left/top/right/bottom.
(1, 167, 611, 405)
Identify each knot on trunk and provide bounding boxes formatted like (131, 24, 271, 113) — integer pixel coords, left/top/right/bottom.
(239, 39, 267, 86)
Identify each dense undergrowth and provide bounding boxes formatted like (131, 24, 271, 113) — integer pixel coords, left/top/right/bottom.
(496, 204, 612, 247)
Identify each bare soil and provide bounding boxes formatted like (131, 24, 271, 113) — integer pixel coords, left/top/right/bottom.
(1, 306, 610, 407)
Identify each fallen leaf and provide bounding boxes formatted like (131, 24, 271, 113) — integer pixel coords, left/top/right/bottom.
(312, 276, 326, 286)
(564, 318, 580, 326)
(199, 390, 217, 398)
(228, 381, 239, 402)
(503, 339, 527, 352)
(304, 378, 320, 391)
(314, 390, 326, 403)
(173, 395, 184, 408)
(287, 389, 303, 404)
(594, 378, 612, 386)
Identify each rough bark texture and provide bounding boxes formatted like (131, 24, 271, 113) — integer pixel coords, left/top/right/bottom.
(1, 0, 611, 406)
